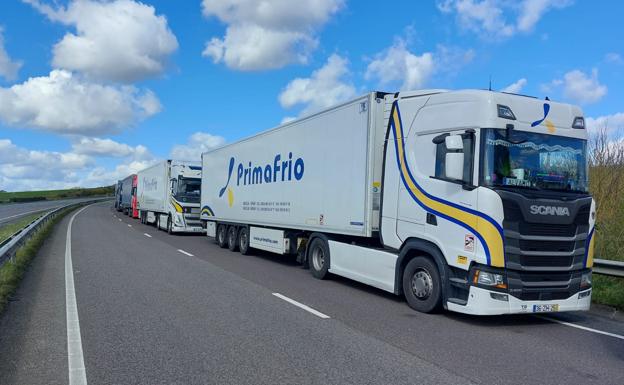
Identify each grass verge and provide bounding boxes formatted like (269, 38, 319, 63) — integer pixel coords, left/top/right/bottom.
(0, 206, 76, 313)
(0, 212, 46, 243)
(593, 275, 624, 310)
(0, 186, 113, 203)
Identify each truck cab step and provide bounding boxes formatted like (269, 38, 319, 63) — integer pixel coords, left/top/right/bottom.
(447, 297, 468, 306)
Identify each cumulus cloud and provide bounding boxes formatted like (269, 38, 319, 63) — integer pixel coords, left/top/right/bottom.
(279, 54, 356, 115)
(437, 0, 572, 39)
(170, 132, 226, 161)
(201, 0, 343, 70)
(0, 27, 22, 81)
(0, 138, 92, 189)
(501, 78, 527, 93)
(365, 40, 435, 91)
(24, 0, 178, 82)
(72, 137, 152, 160)
(0, 69, 161, 135)
(586, 112, 624, 137)
(544, 69, 607, 105)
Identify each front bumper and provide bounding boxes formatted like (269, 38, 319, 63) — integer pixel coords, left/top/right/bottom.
(447, 286, 591, 315)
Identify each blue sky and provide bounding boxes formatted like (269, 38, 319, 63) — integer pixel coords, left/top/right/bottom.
(0, 0, 622, 191)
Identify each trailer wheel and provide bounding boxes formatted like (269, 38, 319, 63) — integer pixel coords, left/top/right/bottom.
(155, 215, 160, 230)
(238, 227, 250, 255)
(216, 224, 228, 248)
(227, 226, 239, 251)
(308, 237, 330, 279)
(402, 256, 442, 313)
(167, 215, 173, 235)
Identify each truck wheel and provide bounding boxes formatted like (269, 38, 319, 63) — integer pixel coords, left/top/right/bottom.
(227, 226, 239, 251)
(156, 215, 161, 230)
(167, 215, 173, 235)
(216, 224, 228, 248)
(402, 256, 442, 313)
(308, 237, 330, 279)
(238, 227, 250, 255)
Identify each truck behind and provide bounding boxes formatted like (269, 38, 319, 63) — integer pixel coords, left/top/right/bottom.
(137, 160, 203, 234)
(200, 90, 594, 315)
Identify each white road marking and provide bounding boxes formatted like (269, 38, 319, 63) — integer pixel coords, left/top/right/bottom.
(177, 249, 194, 257)
(118, 219, 122, 222)
(0, 207, 56, 222)
(65, 205, 90, 385)
(144, 233, 152, 238)
(272, 293, 330, 319)
(127, 224, 132, 227)
(539, 316, 624, 341)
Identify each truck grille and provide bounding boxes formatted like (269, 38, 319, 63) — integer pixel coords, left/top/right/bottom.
(507, 269, 587, 301)
(498, 191, 592, 272)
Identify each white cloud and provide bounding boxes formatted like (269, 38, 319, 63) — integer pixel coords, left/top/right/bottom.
(365, 40, 435, 91)
(24, 0, 178, 82)
(586, 112, 624, 136)
(0, 69, 161, 135)
(0, 138, 92, 189)
(545, 69, 607, 105)
(0, 27, 22, 81)
(501, 78, 527, 93)
(72, 137, 152, 160)
(170, 132, 226, 160)
(605, 52, 623, 64)
(201, 0, 343, 70)
(279, 54, 356, 115)
(437, 0, 572, 39)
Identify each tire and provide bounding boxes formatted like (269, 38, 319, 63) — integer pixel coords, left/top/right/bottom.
(156, 215, 161, 230)
(308, 237, 330, 279)
(402, 256, 443, 313)
(216, 224, 228, 248)
(238, 227, 250, 255)
(167, 215, 173, 235)
(227, 226, 238, 251)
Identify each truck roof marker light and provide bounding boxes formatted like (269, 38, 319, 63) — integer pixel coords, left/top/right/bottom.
(572, 117, 585, 129)
(497, 105, 516, 120)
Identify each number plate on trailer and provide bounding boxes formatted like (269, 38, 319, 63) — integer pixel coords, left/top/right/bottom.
(532, 304, 559, 313)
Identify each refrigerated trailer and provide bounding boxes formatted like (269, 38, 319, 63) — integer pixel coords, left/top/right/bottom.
(118, 174, 136, 216)
(200, 90, 595, 315)
(137, 160, 203, 234)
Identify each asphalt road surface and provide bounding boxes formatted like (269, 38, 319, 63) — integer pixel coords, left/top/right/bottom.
(0, 198, 103, 225)
(0, 202, 622, 385)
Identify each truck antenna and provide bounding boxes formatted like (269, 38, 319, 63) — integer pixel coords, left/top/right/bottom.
(488, 75, 492, 91)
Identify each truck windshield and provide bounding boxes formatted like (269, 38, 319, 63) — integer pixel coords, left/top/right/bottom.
(176, 177, 201, 203)
(481, 128, 588, 193)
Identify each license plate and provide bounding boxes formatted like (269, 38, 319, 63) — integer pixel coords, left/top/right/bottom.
(532, 304, 559, 313)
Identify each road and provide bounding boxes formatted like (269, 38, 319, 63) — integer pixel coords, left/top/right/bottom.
(0, 202, 623, 385)
(0, 198, 103, 225)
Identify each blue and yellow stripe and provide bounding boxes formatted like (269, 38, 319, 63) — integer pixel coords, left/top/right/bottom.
(201, 205, 215, 217)
(390, 101, 506, 267)
(584, 227, 595, 268)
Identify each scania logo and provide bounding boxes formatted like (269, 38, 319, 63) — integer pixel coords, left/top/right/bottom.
(529, 205, 570, 216)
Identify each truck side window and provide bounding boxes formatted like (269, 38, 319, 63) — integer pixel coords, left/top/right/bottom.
(433, 132, 474, 184)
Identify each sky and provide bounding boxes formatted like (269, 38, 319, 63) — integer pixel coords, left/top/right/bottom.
(0, 0, 622, 191)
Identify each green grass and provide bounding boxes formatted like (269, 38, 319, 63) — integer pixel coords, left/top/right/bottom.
(0, 186, 114, 203)
(0, 213, 45, 243)
(592, 275, 624, 310)
(0, 207, 75, 313)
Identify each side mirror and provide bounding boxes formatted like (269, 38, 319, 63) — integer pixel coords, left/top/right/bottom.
(445, 136, 464, 181)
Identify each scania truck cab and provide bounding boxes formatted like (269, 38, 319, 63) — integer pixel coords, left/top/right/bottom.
(381, 90, 593, 314)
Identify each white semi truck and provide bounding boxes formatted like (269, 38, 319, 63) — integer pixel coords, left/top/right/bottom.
(200, 90, 595, 315)
(137, 160, 204, 234)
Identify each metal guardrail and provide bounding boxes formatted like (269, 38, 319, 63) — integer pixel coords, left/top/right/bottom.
(0, 198, 110, 268)
(594, 258, 624, 278)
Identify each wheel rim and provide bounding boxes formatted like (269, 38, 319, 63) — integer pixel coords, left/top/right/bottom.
(311, 246, 325, 271)
(218, 227, 225, 243)
(229, 229, 235, 245)
(240, 230, 248, 249)
(411, 268, 433, 299)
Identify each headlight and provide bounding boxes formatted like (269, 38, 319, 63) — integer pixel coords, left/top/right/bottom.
(580, 272, 592, 289)
(174, 213, 183, 225)
(473, 270, 507, 289)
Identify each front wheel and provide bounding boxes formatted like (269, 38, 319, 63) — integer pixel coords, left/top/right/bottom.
(308, 237, 330, 279)
(167, 215, 173, 235)
(238, 227, 250, 255)
(402, 256, 442, 313)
